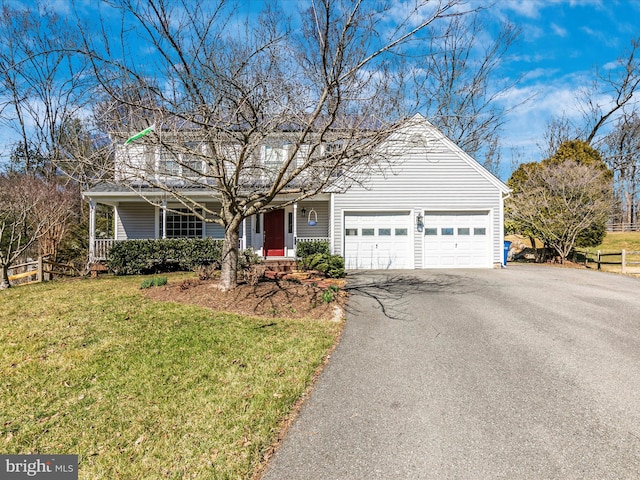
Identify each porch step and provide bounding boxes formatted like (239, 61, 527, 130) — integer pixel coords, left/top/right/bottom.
(89, 262, 109, 278)
(262, 259, 298, 276)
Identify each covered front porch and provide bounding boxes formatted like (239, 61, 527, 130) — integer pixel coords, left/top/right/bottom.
(84, 189, 332, 263)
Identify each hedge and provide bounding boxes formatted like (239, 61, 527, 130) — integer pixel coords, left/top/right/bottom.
(107, 238, 223, 275)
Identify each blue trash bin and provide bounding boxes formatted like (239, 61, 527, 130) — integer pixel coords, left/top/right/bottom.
(503, 241, 512, 266)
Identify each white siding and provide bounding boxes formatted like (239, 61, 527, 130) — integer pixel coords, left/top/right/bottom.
(333, 119, 508, 267)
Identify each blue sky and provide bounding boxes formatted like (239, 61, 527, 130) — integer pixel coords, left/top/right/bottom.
(2, 0, 639, 179)
(490, 0, 640, 171)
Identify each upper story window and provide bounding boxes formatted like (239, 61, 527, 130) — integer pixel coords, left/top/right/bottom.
(264, 144, 288, 170)
(159, 144, 205, 179)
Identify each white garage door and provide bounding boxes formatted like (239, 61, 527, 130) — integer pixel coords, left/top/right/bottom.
(423, 212, 491, 268)
(344, 212, 411, 269)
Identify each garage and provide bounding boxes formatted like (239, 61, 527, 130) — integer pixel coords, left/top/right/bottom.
(344, 212, 411, 269)
(423, 212, 491, 268)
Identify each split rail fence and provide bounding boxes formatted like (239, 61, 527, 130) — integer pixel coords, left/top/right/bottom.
(573, 249, 640, 274)
(7, 257, 76, 286)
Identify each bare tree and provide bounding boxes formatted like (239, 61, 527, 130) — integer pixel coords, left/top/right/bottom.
(506, 161, 613, 263)
(581, 39, 640, 145)
(0, 174, 76, 288)
(601, 112, 640, 226)
(0, 1, 92, 179)
(76, 0, 474, 290)
(415, 11, 521, 175)
(539, 114, 577, 159)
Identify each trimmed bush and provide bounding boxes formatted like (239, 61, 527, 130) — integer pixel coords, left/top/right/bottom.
(296, 240, 330, 258)
(297, 252, 345, 278)
(107, 238, 223, 275)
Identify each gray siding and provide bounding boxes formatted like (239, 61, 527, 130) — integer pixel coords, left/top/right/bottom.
(203, 202, 225, 238)
(333, 120, 507, 266)
(116, 203, 156, 239)
(297, 201, 329, 238)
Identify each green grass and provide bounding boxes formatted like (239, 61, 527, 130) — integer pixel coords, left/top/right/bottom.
(594, 231, 640, 252)
(582, 231, 640, 274)
(0, 274, 342, 479)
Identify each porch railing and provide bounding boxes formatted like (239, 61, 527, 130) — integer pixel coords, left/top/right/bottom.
(93, 239, 120, 261)
(296, 237, 330, 245)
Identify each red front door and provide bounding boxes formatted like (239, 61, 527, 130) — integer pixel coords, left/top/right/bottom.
(264, 209, 285, 256)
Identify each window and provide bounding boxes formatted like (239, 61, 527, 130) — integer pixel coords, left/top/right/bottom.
(183, 155, 204, 178)
(362, 228, 375, 236)
(288, 212, 293, 234)
(474, 227, 486, 236)
(424, 228, 438, 235)
(255, 214, 261, 234)
(265, 145, 287, 168)
(163, 208, 202, 238)
(160, 150, 180, 176)
(378, 228, 391, 236)
(458, 228, 470, 235)
(395, 228, 408, 236)
(441, 228, 454, 235)
(345, 228, 358, 236)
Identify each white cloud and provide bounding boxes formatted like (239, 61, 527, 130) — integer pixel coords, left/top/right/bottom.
(550, 23, 567, 37)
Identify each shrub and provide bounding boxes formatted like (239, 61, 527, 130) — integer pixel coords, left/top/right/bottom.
(296, 240, 330, 259)
(108, 238, 223, 275)
(322, 285, 339, 303)
(140, 276, 168, 289)
(297, 253, 345, 278)
(238, 249, 262, 270)
(194, 263, 219, 280)
(243, 265, 267, 286)
(325, 254, 345, 278)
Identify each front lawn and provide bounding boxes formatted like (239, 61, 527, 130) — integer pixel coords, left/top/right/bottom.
(0, 275, 342, 479)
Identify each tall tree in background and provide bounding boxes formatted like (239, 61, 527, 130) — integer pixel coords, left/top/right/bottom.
(507, 140, 613, 262)
(601, 112, 640, 226)
(416, 11, 520, 176)
(0, 1, 92, 179)
(540, 39, 640, 228)
(77, 0, 476, 290)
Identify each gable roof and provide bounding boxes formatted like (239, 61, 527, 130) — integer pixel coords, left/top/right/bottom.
(405, 113, 510, 195)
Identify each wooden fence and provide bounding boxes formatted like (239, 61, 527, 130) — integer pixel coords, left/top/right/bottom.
(573, 249, 640, 274)
(607, 223, 640, 232)
(7, 257, 76, 286)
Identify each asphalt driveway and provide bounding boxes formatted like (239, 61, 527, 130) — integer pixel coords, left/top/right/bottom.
(261, 265, 640, 480)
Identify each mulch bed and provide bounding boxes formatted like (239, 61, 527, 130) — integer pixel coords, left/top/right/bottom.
(143, 276, 346, 320)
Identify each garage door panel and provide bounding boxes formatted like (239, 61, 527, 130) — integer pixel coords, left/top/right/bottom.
(423, 212, 490, 268)
(344, 213, 411, 269)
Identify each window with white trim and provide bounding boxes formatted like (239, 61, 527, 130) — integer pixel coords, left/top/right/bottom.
(161, 208, 203, 238)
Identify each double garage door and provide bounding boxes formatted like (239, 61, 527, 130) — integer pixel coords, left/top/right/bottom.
(344, 211, 491, 269)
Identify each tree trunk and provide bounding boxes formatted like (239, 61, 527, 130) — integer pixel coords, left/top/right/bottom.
(218, 224, 240, 291)
(0, 264, 10, 289)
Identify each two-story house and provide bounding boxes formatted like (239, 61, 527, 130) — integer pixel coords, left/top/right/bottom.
(83, 115, 510, 269)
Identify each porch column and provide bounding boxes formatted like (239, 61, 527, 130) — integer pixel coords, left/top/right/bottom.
(88, 199, 96, 263)
(161, 200, 167, 239)
(293, 202, 298, 244)
(241, 217, 247, 250)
